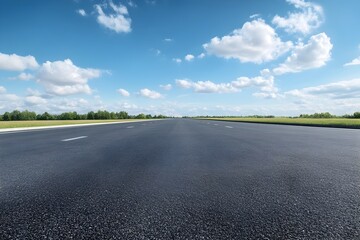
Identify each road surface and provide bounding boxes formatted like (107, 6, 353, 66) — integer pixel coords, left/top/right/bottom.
(1, 119, 360, 239)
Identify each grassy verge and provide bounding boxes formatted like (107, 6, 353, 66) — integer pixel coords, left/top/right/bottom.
(197, 118, 360, 129)
(0, 119, 147, 129)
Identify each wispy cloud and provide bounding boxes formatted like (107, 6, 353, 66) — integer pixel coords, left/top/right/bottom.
(77, 9, 86, 16)
(160, 84, 172, 91)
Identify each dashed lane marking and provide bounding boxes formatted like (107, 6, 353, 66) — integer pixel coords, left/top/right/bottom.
(61, 136, 88, 142)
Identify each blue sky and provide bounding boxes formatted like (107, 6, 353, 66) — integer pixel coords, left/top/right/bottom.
(0, 0, 360, 116)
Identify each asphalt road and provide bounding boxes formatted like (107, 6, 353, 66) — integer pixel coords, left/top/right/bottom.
(1, 119, 360, 239)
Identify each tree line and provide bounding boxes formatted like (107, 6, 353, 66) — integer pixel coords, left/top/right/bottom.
(299, 112, 360, 119)
(191, 112, 360, 119)
(0, 110, 168, 121)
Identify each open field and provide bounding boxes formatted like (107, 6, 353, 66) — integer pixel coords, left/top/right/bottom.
(0, 119, 145, 129)
(198, 117, 360, 129)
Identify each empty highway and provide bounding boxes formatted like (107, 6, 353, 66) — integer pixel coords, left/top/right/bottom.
(0, 119, 360, 239)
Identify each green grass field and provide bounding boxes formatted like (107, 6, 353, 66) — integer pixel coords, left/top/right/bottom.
(0, 119, 145, 129)
(198, 118, 360, 129)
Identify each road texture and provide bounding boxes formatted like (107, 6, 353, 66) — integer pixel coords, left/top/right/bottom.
(0, 119, 360, 239)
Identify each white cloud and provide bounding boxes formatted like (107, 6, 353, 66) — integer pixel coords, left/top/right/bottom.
(36, 59, 101, 96)
(139, 88, 163, 99)
(0, 86, 6, 94)
(273, 32, 332, 75)
(286, 78, 360, 99)
(232, 69, 280, 98)
(77, 9, 87, 16)
(0, 52, 39, 71)
(0, 87, 20, 106)
(272, 0, 323, 35)
(160, 84, 172, 91)
(173, 58, 182, 63)
(145, 0, 156, 5)
(176, 79, 238, 94)
(25, 95, 47, 105)
(344, 57, 360, 67)
(250, 14, 260, 19)
(117, 88, 130, 97)
(95, 1, 131, 33)
(175, 79, 193, 89)
(175, 70, 279, 97)
(203, 19, 292, 64)
(198, 53, 206, 59)
(128, 0, 137, 7)
(185, 54, 195, 61)
(17, 72, 34, 81)
(164, 38, 173, 42)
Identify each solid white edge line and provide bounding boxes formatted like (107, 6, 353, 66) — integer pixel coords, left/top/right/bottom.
(225, 126, 233, 128)
(61, 136, 88, 142)
(0, 119, 165, 134)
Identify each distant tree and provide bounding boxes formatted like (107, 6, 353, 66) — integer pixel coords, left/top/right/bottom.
(136, 113, 146, 119)
(87, 111, 95, 120)
(354, 112, 360, 118)
(20, 110, 36, 120)
(10, 110, 21, 120)
(39, 112, 54, 120)
(2, 112, 11, 121)
(117, 111, 128, 119)
(110, 112, 117, 119)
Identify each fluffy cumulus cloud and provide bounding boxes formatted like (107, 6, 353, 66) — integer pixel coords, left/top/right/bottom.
(160, 84, 172, 91)
(273, 32, 332, 75)
(95, 1, 131, 33)
(233, 69, 279, 98)
(175, 70, 279, 97)
(185, 54, 195, 61)
(0, 52, 39, 71)
(344, 57, 360, 67)
(36, 59, 101, 96)
(117, 88, 130, 97)
(203, 19, 292, 64)
(139, 88, 163, 99)
(272, 0, 323, 35)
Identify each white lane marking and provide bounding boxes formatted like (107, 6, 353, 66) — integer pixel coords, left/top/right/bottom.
(213, 124, 218, 126)
(225, 126, 233, 128)
(127, 126, 134, 128)
(61, 136, 87, 142)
